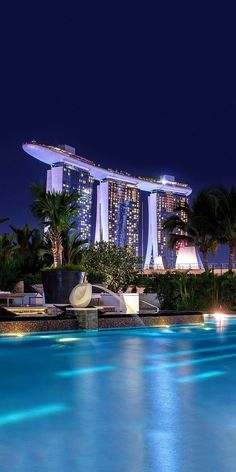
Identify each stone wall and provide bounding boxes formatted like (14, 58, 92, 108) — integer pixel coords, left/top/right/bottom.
(98, 312, 204, 329)
(0, 311, 204, 334)
(0, 318, 78, 334)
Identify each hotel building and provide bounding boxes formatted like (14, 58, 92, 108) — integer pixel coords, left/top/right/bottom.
(145, 180, 188, 268)
(23, 142, 192, 268)
(46, 145, 94, 241)
(95, 179, 140, 256)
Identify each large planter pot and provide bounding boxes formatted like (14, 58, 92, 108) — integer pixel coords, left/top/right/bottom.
(42, 270, 85, 304)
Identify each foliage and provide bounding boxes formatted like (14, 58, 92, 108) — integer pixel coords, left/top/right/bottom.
(31, 185, 79, 267)
(62, 232, 87, 265)
(0, 233, 20, 290)
(208, 187, 236, 272)
(87, 270, 107, 285)
(84, 241, 139, 292)
(10, 224, 44, 276)
(141, 271, 236, 311)
(42, 264, 85, 272)
(164, 189, 219, 271)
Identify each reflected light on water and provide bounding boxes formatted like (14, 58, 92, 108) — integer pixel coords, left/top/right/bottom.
(5, 333, 25, 338)
(56, 365, 115, 377)
(0, 403, 68, 427)
(146, 341, 236, 360)
(213, 312, 227, 332)
(178, 370, 225, 383)
(143, 351, 236, 372)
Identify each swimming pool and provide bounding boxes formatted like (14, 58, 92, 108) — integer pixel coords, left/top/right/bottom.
(0, 316, 236, 472)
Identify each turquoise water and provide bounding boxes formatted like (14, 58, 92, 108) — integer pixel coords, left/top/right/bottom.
(1, 316, 236, 471)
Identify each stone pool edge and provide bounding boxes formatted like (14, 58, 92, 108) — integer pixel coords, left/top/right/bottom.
(0, 311, 204, 334)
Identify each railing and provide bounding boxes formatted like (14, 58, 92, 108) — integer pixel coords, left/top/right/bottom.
(175, 263, 236, 270)
(141, 262, 236, 270)
(140, 300, 159, 313)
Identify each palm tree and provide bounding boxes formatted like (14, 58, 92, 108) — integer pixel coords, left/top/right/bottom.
(31, 185, 79, 267)
(0, 233, 18, 291)
(63, 232, 88, 265)
(0, 218, 8, 226)
(10, 224, 39, 250)
(209, 187, 236, 272)
(10, 224, 44, 274)
(0, 233, 16, 265)
(163, 189, 219, 271)
(40, 231, 88, 265)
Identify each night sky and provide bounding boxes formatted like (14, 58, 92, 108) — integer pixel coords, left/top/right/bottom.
(1, 2, 236, 247)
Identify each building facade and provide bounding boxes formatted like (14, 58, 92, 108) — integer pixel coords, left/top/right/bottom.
(144, 182, 188, 268)
(95, 179, 140, 256)
(46, 162, 94, 241)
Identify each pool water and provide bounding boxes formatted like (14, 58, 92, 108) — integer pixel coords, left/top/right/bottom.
(1, 316, 236, 471)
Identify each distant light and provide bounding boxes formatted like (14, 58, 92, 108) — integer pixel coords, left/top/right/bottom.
(214, 312, 225, 321)
(161, 178, 167, 185)
(57, 338, 80, 343)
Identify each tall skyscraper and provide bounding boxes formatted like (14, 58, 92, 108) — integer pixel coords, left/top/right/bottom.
(23, 143, 192, 268)
(144, 176, 188, 268)
(95, 179, 140, 256)
(46, 162, 94, 241)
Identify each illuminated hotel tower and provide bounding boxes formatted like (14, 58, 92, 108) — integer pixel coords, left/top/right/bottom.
(144, 176, 189, 268)
(46, 145, 94, 241)
(23, 143, 192, 267)
(95, 179, 140, 256)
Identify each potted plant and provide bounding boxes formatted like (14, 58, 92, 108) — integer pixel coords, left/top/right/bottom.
(41, 264, 85, 304)
(31, 185, 85, 304)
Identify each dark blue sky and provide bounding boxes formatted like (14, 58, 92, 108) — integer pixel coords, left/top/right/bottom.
(1, 2, 236, 240)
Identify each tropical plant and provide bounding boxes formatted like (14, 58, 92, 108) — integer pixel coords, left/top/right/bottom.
(0, 233, 19, 290)
(208, 187, 236, 272)
(10, 224, 44, 275)
(0, 233, 16, 265)
(84, 241, 139, 292)
(62, 232, 88, 265)
(0, 218, 8, 226)
(163, 189, 219, 271)
(31, 185, 79, 267)
(141, 271, 236, 311)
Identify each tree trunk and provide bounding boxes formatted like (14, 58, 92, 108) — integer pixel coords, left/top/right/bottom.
(51, 233, 63, 268)
(202, 251, 209, 271)
(228, 245, 235, 272)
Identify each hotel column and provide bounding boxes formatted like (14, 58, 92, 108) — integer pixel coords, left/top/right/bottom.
(144, 192, 159, 268)
(94, 181, 109, 242)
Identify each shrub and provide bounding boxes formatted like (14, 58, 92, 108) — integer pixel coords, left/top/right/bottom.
(142, 271, 236, 312)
